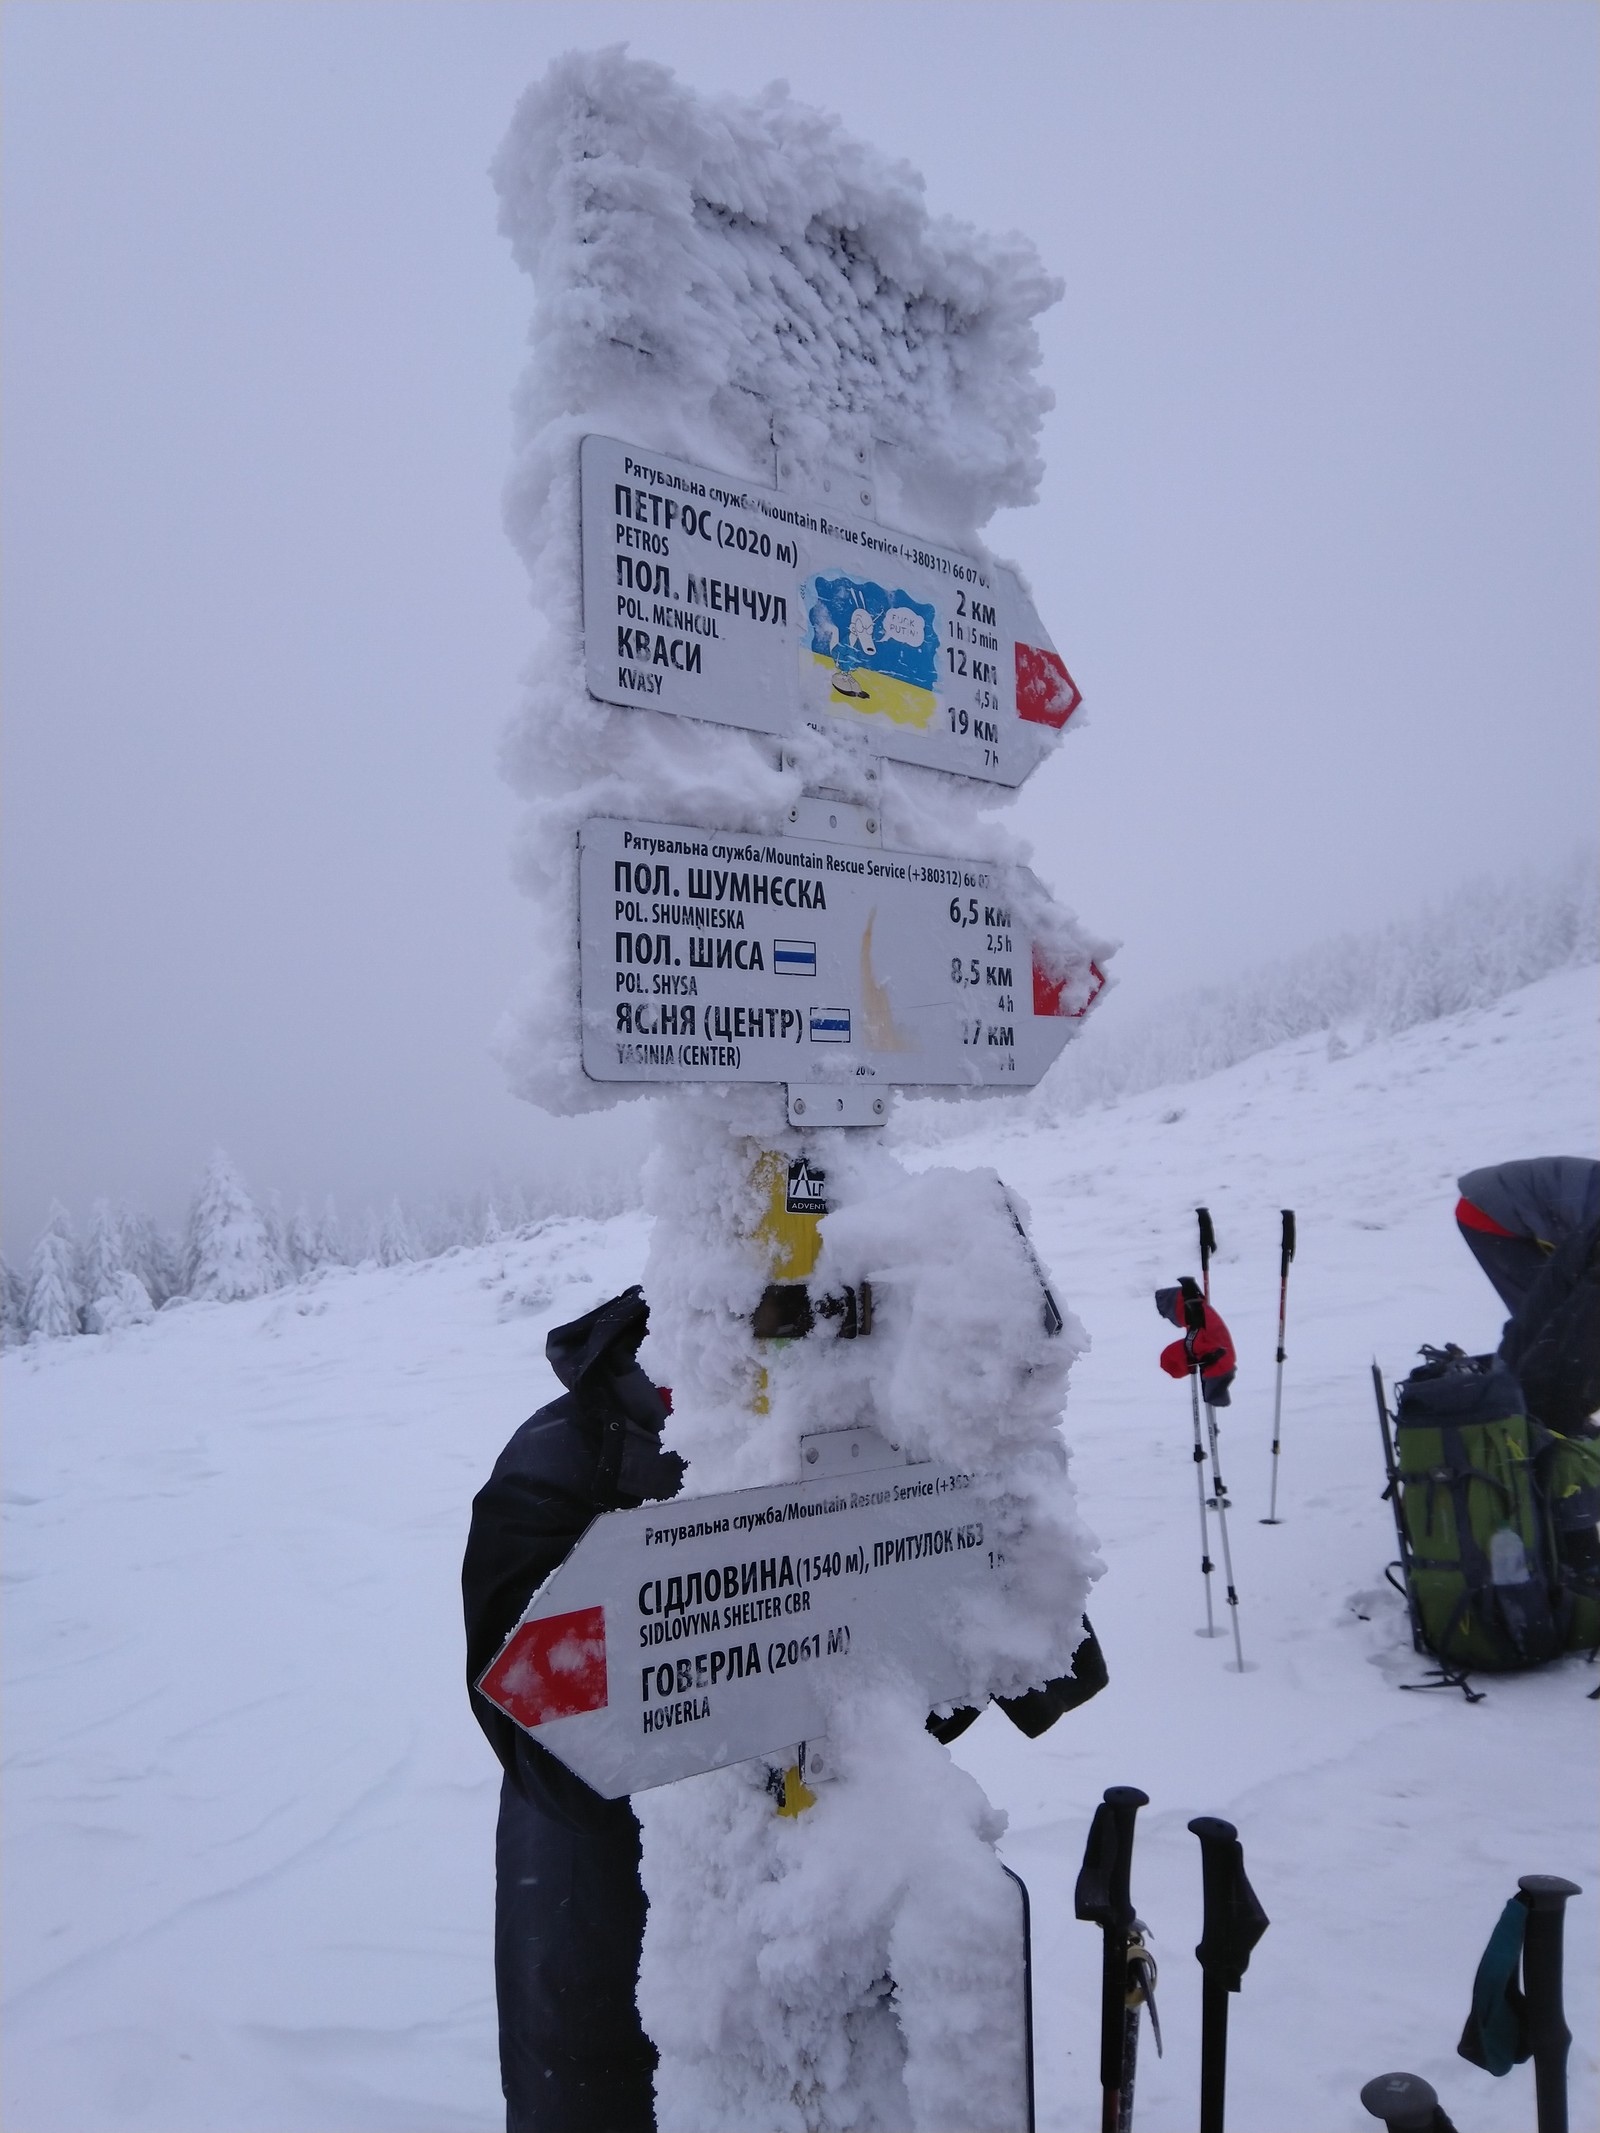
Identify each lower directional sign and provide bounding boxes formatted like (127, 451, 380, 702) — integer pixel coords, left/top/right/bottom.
(477, 1460, 1001, 1795)
(582, 814, 1104, 1093)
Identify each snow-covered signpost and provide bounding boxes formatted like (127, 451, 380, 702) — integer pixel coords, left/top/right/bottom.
(488, 48, 1112, 2131)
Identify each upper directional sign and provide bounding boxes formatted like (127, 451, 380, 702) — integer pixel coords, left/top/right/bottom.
(582, 434, 1081, 788)
(476, 1456, 1003, 1796)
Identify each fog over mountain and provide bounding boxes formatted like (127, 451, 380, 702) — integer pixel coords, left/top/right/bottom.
(4, 2, 1595, 1256)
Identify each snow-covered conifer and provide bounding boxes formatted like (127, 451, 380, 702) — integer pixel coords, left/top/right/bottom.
(183, 1152, 285, 1302)
(25, 1203, 85, 1339)
(121, 1208, 180, 1306)
(377, 1199, 417, 1267)
(285, 1202, 325, 1279)
(81, 1199, 129, 1314)
(1, 1255, 28, 1348)
(317, 1197, 348, 1267)
(261, 1189, 289, 1276)
(86, 1270, 155, 1334)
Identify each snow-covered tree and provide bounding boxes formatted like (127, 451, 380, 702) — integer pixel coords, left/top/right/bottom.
(25, 1202, 85, 1339)
(318, 1196, 348, 1267)
(261, 1189, 289, 1277)
(1, 1256, 28, 1348)
(85, 1270, 155, 1334)
(284, 1202, 322, 1279)
(377, 1198, 417, 1268)
(81, 1199, 129, 1312)
(183, 1151, 285, 1302)
(121, 1207, 180, 1306)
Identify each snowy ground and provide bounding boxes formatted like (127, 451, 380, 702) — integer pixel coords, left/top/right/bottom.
(3, 964, 1596, 2133)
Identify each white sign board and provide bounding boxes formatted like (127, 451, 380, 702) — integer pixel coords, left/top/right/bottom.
(477, 1461, 1000, 1795)
(580, 816, 1102, 1094)
(583, 434, 1081, 788)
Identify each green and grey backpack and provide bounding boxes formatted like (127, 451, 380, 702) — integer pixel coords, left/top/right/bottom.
(1387, 1347, 1600, 1692)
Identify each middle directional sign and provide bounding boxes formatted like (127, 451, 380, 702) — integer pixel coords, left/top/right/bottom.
(583, 433, 1081, 788)
(580, 815, 1104, 1094)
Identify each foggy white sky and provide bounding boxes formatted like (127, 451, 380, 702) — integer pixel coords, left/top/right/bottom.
(3, 1, 1596, 1257)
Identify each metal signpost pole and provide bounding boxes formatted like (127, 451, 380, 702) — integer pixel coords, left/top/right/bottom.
(487, 70, 1120, 2127)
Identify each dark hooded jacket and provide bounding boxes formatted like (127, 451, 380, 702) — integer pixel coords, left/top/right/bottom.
(464, 1288, 684, 2133)
(1456, 1158, 1600, 1315)
(1456, 1159, 1600, 1435)
(464, 1285, 684, 1822)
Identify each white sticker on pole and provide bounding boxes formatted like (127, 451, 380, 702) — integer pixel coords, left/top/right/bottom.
(583, 434, 1081, 788)
(581, 816, 1104, 1092)
(477, 1463, 1004, 1796)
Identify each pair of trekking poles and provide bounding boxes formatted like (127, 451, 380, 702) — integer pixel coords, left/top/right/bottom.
(1074, 1788, 1583, 2133)
(1360, 1873, 1585, 2133)
(1182, 1208, 1297, 1669)
(1075, 1784, 1267, 2133)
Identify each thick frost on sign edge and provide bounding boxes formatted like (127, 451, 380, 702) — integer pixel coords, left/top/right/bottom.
(492, 48, 1081, 1116)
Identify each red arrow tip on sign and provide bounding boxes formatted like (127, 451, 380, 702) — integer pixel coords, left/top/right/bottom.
(1032, 954, 1107, 1019)
(479, 1606, 609, 1728)
(1015, 643, 1082, 729)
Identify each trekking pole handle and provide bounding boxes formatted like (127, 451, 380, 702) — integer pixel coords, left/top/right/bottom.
(1279, 1210, 1295, 1276)
(1517, 1875, 1581, 2133)
(1179, 1274, 1206, 1347)
(1359, 2072, 1459, 2132)
(1197, 1208, 1216, 1291)
(1103, 1787, 1148, 1932)
(1187, 1817, 1269, 1992)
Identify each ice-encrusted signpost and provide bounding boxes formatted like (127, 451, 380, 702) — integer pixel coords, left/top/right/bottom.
(487, 49, 1112, 2131)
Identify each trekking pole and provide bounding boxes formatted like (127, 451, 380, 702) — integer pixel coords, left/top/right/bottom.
(1520, 1875, 1581, 2133)
(1371, 1363, 1428, 1658)
(1188, 1817, 1268, 2133)
(1197, 1207, 1216, 1302)
(1189, 1356, 1220, 1639)
(1074, 1786, 1151, 2133)
(1000, 1864, 1036, 2133)
(1183, 1278, 1245, 1668)
(1262, 1210, 1295, 1523)
(1359, 2072, 1460, 2131)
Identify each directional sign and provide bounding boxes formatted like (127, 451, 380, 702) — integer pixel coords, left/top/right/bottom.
(583, 434, 1081, 788)
(477, 1459, 1002, 1796)
(581, 815, 1104, 1093)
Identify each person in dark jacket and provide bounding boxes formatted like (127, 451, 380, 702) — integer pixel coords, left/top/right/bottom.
(1456, 1158, 1600, 1436)
(463, 1286, 684, 2133)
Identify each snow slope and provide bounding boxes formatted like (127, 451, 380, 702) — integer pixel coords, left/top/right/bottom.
(3, 964, 1596, 2133)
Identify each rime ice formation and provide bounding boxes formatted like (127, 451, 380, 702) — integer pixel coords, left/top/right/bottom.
(493, 48, 1102, 2130)
(490, 44, 1107, 1119)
